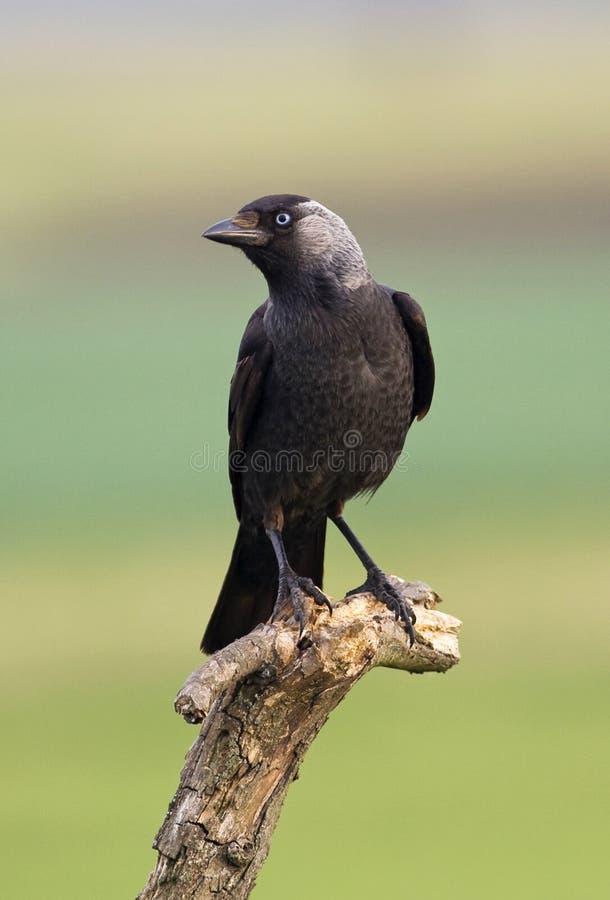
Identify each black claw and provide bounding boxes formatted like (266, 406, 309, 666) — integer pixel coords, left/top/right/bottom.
(313, 592, 334, 615)
(348, 569, 417, 644)
(272, 570, 331, 638)
(295, 576, 333, 616)
(297, 635, 314, 652)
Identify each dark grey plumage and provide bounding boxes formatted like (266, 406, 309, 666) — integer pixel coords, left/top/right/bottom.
(201, 195, 434, 653)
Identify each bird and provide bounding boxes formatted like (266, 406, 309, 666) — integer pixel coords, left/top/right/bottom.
(200, 194, 434, 654)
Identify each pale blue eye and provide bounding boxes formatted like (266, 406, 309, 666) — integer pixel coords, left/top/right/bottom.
(275, 212, 291, 227)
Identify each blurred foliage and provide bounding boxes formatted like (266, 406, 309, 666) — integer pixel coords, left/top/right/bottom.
(2, 6, 609, 899)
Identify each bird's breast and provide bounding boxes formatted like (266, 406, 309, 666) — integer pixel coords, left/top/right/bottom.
(258, 316, 413, 461)
(238, 291, 415, 514)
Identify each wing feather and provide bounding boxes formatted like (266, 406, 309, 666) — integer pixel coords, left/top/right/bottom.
(391, 290, 435, 422)
(227, 302, 273, 517)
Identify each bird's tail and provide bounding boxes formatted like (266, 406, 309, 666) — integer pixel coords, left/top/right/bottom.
(200, 519, 327, 654)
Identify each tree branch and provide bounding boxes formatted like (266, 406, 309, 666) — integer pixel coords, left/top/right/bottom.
(137, 579, 460, 900)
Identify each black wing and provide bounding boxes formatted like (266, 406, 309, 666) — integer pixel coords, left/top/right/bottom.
(227, 301, 273, 518)
(391, 290, 435, 422)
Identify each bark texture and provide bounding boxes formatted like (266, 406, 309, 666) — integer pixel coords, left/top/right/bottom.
(138, 578, 461, 900)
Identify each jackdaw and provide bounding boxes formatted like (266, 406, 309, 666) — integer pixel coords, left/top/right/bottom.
(201, 194, 434, 653)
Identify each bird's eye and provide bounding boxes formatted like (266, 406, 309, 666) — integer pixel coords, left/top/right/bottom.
(275, 212, 292, 227)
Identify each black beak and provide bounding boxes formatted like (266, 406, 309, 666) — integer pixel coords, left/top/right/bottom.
(202, 217, 269, 248)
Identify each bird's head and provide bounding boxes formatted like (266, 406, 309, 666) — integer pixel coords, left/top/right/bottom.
(203, 194, 370, 292)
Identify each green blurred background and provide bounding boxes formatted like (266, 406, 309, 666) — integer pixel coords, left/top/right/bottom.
(2, 3, 609, 898)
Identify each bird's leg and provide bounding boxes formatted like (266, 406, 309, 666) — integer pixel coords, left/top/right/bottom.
(265, 527, 332, 640)
(330, 514, 417, 645)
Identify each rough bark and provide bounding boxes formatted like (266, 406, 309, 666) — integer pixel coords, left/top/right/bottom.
(137, 578, 461, 900)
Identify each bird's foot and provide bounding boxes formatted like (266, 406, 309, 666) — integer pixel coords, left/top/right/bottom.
(346, 567, 417, 645)
(272, 570, 333, 640)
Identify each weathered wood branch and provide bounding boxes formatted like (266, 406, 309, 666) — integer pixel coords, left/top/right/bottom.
(137, 579, 461, 900)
